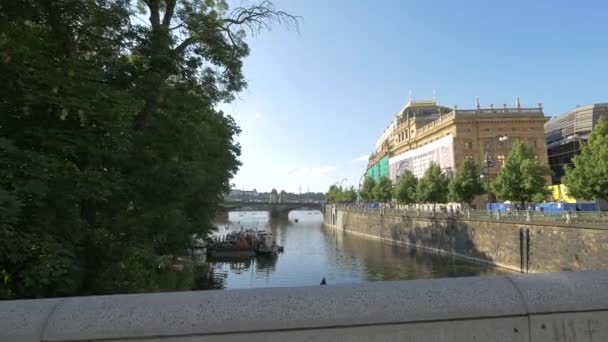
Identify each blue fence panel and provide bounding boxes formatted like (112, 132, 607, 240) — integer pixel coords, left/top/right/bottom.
(488, 202, 597, 212)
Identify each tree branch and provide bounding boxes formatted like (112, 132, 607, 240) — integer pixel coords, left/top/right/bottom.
(173, 1, 299, 55)
(174, 37, 194, 55)
(162, 0, 176, 27)
(147, 0, 160, 26)
(169, 22, 186, 31)
(223, 0, 300, 34)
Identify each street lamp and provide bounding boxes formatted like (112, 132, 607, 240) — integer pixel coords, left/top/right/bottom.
(358, 173, 367, 203)
(482, 155, 494, 209)
(483, 135, 508, 210)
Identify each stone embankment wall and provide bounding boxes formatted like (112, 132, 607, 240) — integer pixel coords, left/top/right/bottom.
(325, 206, 608, 273)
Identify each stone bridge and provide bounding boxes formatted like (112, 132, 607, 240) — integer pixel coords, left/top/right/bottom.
(218, 201, 323, 220)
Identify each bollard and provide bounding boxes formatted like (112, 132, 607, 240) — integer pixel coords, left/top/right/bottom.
(566, 211, 572, 224)
(466, 209, 471, 219)
(496, 210, 501, 220)
(526, 210, 531, 222)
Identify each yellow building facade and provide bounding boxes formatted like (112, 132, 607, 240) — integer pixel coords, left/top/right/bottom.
(368, 98, 550, 205)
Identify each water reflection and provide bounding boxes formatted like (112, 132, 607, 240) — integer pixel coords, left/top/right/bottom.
(207, 210, 508, 289)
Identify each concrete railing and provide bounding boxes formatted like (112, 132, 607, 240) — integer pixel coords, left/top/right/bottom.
(2, 271, 608, 341)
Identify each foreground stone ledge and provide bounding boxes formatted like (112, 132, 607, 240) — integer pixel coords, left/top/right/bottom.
(1, 271, 607, 342)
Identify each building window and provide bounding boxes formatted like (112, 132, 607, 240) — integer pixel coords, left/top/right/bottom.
(464, 142, 472, 150)
(465, 128, 472, 132)
(498, 155, 505, 168)
(529, 127, 536, 130)
(483, 128, 490, 132)
(512, 127, 518, 131)
(497, 127, 504, 131)
(526, 139, 536, 148)
(485, 141, 490, 150)
(466, 155, 473, 160)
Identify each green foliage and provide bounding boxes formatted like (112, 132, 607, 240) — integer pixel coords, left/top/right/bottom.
(563, 118, 608, 201)
(343, 186, 357, 203)
(492, 141, 551, 206)
(416, 162, 448, 203)
(360, 176, 376, 202)
(326, 185, 357, 203)
(448, 159, 484, 206)
(373, 176, 393, 203)
(326, 185, 339, 203)
(0, 0, 292, 299)
(393, 170, 418, 205)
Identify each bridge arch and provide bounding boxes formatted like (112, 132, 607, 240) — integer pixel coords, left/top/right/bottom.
(219, 202, 324, 220)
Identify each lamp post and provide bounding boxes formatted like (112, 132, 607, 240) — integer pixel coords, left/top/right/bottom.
(358, 173, 367, 204)
(483, 153, 494, 208)
(483, 135, 508, 210)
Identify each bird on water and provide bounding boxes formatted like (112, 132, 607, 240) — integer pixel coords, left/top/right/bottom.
(320, 277, 326, 285)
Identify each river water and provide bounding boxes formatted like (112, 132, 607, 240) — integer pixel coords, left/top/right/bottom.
(210, 210, 508, 289)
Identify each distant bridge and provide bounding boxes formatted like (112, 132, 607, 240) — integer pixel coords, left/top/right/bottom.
(219, 201, 324, 219)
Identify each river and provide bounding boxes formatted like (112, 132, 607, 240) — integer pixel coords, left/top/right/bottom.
(209, 210, 508, 289)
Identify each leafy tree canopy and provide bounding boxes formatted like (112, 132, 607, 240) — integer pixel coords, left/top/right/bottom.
(416, 162, 448, 204)
(448, 159, 484, 206)
(563, 118, 608, 201)
(326, 185, 357, 203)
(393, 170, 418, 205)
(0, 0, 295, 299)
(360, 176, 376, 202)
(492, 140, 551, 206)
(373, 176, 393, 203)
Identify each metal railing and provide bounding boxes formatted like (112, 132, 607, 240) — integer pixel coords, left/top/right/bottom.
(332, 205, 608, 227)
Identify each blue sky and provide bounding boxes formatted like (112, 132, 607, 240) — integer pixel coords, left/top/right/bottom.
(221, 0, 608, 193)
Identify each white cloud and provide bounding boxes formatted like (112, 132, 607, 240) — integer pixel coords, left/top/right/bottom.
(352, 154, 369, 162)
(310, 166, 336, 176)
(254, 112, 262, 120)
(281, 166, 336, 177)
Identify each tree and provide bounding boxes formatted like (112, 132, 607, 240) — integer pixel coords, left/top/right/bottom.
(493, 140, 551, 207)
(373, 176, 393, 203)
(341, 186, 357, 203)
(448, 159, 484, 207)
(325, 185, 356, 203)
(416, 162, 448, 204)
(360, 176, 376, 202)
(326, 184, 357, 203)
(326, 185, 340, 203)
(0, 0, 295, 299)
(563, 118, 608, 202)
(393, 170, 418, 205)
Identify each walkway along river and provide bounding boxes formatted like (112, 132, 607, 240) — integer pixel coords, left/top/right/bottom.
(209, 210, 508, 289)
